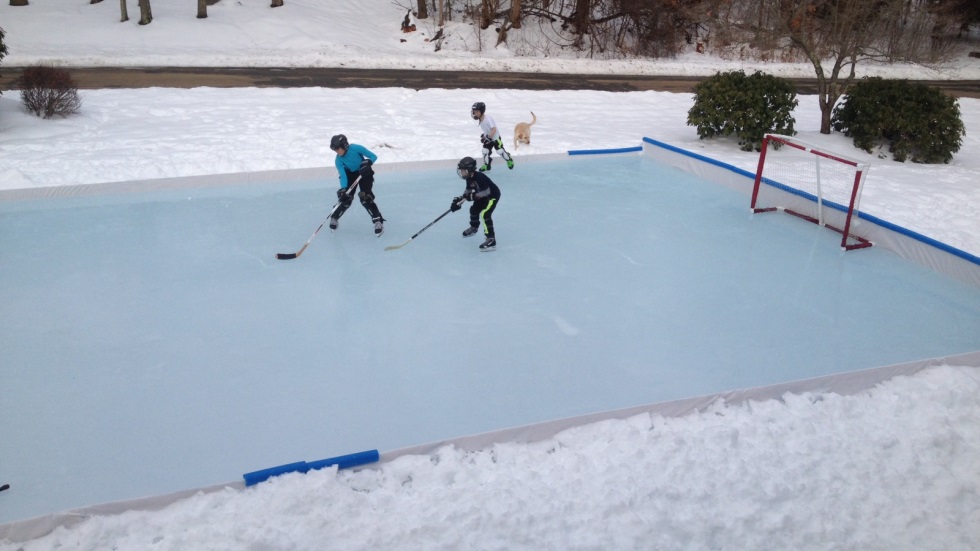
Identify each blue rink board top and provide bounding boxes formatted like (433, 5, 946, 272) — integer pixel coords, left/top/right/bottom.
(2, 155, 979, 523)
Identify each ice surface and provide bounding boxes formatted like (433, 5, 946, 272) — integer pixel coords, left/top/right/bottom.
(2, 156, 978, 523)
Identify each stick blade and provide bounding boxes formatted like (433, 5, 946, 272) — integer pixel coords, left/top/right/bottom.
(276, 243, 308, 260)
(384, 240, 411, 252)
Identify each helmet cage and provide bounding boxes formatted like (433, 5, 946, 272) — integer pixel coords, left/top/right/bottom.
(457, 157, 477, 178)
(470, 102, 485, 119)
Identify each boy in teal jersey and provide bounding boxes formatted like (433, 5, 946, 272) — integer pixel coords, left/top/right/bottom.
(329, 134, 385, 236)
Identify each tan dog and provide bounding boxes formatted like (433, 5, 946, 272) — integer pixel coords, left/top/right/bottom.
(513, 111, 536, 149)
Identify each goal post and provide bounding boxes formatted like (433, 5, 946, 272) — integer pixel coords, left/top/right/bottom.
(750, 133, 873, 251)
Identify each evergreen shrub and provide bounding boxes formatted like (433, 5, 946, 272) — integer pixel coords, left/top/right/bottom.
(687, 70, 798, 152)
(0, 26, 8, 98)
(832, 77, 964, 164)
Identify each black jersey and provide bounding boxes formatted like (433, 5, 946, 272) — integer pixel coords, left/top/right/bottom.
(466, 171, 501, 201)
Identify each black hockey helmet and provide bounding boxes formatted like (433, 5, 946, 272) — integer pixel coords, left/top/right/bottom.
(457, 156, 478, 178)
(471, 102, 486, 119)
(330, 134, 349, 151)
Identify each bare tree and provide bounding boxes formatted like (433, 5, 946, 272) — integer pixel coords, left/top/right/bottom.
(571, 0, 592, 35)
(933, 0, 980, 36)
(480, 0, 496, 30)
(271, 0, 283, 7)
(120, 0, 128, 22)
(701, 0, 960, 134)
(137, 0, 152, 25)
(198, 0, 207, 19)
(417, 0, 428, 19)
(511, 0, 523, 29)
(10, 0, 29, 6)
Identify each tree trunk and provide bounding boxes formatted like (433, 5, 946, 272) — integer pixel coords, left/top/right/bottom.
(817, 82, 833, 134)
(480, 0, 492, 30)
(91, 0, 103, 4)
(802, 47, 857, 135)
(416, 0, 427, 19)
(9, 0, 30, 6)
(496, 22, 510, 46)
(511, 0, 522, 29)
(813, 74, 837, 135)
(573, 0, 590, 35)
(197, 0, 207, 18)
(270, 0, 283, 7)
(138, 0, 152, 25)
(120, 0, 128, 22)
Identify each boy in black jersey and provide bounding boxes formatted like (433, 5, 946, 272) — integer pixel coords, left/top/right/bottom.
(450, 156, 500, 251)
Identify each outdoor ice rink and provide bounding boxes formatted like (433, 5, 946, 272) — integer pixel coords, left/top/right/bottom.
(3, 154, 979, 523)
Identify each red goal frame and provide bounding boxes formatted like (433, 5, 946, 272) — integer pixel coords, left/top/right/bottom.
(750, 134, 873, 251)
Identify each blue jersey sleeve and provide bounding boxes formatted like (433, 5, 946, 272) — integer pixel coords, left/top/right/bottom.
(351, 144, 377, 165)
(335, 144, 377, 189)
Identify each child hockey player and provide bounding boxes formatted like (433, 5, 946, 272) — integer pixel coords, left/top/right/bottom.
(450, 156, 500, 251)
(470, 101, 514, 172)
(329, 134, 385, 236)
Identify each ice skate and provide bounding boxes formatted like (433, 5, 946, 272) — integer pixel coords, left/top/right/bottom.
(479, 237, 496, 251)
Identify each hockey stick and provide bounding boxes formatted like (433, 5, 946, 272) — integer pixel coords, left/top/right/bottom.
(384, 200, 463, 251)
(276, 178, 360, 260)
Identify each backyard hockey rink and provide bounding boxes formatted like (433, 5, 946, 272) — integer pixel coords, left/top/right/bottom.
(3, 151, 979, 528)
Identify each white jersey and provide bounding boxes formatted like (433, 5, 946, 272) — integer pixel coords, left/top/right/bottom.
(479, 115, 500, 141)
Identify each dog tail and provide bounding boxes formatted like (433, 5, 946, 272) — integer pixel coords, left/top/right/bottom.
(529, 111, 536, 126)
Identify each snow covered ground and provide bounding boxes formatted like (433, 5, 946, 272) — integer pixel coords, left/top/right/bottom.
(2, 1, 978, 256)
(1, 1, 979, 549)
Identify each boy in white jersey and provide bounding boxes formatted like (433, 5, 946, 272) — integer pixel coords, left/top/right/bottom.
(471, 102, 514, 172)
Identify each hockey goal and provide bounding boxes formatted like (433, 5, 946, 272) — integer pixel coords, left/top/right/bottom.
(750, 134, 873, 251)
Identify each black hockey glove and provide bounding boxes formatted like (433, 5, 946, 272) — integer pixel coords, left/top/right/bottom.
(450, 196, 463, 212)
(481, 135, 494, 148)
(337, 188, 349, 201)
(359, 158, 374, 178)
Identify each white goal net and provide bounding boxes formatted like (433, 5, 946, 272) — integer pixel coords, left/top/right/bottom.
(750, 134, 873, 251)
